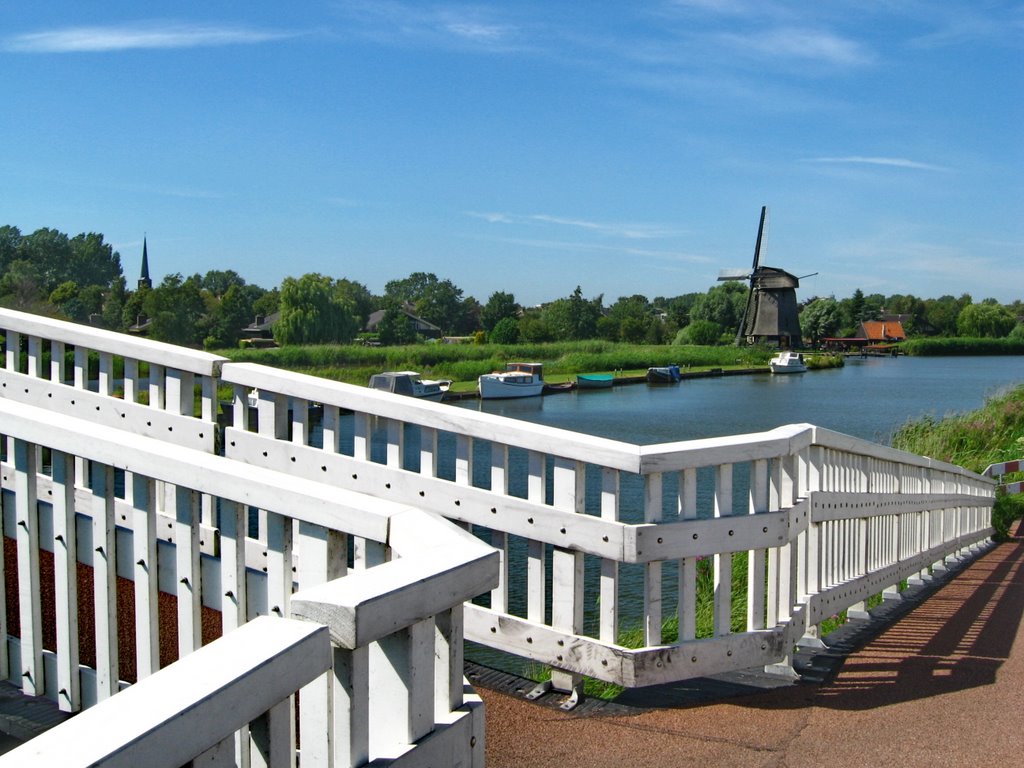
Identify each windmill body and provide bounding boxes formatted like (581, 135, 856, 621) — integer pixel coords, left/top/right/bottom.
(718, 207, 803, 349)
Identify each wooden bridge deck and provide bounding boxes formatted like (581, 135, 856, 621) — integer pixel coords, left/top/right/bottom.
(479, 522, 1024, 768)
(0, 525, 1019, 763)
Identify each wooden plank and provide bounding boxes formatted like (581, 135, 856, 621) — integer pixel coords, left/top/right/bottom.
(488, 443, 510, 614)
(291, 547, 498, 649)
(175, 485, 202, 657)
(91, 461, 119, 701)
(225, 427, 627, 559)
(0, 369, 216, 452)
(643, 472, 663, 645)
(1, 617, 330, 768)
(131, 473, 159, 681)
(14, 439, 43, 695)
(678, 467, 698, 642)
(332, 646, 370, 768)
(599, 467, 619, 643)
(218, 500, 247, 634)
(713, 463, 733, 637)
(51, 450, 80, 711)
(0, 306, 226, 376)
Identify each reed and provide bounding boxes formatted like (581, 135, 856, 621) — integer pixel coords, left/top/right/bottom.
(901, 337, 1024, 356)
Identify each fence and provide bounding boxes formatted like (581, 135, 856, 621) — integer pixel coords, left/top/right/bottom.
(0, 306, 997, 760)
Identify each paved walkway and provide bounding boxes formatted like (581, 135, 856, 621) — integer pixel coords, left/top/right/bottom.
(479, 526, 1024, 768)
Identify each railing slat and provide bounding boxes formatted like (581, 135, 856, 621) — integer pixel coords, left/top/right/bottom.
(14, 438, 43, 696)
(52, 450, 80, 712)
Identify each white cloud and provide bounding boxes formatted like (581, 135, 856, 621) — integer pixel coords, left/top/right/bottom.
(804, 156, 952, 172)
(4, 22, 292, 53)
(466, 210, 681, 240)
(718, 27, 873, 67)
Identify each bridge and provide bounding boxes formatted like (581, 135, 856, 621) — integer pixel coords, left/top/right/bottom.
(0, 307, 996, 766)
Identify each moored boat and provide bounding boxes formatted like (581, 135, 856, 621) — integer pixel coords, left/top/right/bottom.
(478, 362, 545, 399)
(646, 365, 682, 383)
(769, 351, 807, 374)
(368, 371, 452, 401)
(576, 373, 614, 390)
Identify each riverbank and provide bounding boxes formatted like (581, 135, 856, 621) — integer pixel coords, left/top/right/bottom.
(219, 340, 843, 394)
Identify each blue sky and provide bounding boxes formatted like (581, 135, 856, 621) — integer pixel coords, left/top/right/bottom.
(2, 2, 1021, 306)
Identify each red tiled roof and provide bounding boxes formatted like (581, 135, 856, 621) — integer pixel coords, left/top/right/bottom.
(859, 320, 906, 341)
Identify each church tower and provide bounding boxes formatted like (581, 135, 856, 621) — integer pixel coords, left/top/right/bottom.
(138, 237, 152, 290)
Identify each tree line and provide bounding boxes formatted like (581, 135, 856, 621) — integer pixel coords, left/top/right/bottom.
(2, 224, 1022, 349)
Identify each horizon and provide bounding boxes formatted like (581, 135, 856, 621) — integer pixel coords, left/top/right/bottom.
(2, 2, 1021, 305)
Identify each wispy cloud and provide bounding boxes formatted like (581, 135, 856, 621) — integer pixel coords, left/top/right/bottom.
(803, 156, 952, 172)
(467, 211, 681, 239)
(4, 22, 293, 53)
(717, 27, 874, 67)
(478, 234, 713, 264)
(333, 1, 523, 51)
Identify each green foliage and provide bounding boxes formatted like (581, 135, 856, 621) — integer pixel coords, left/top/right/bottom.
(680, 319, 721, 345)
(901, 337, 1024, 356)
(690, 282, 747, 335)
(480, 291, 519, 332)
(800, 296, 841, 344)
(891, 384, 1024, 472)
(956, 302, 1017, 338)
(384, 271, 470, 335)
(993, 493, 1024, 541)
(489, 316, 519, 344)
(144, 273, 206, 346)
(376, 297, 417, 346)
(274, 273, 358, 346)
(542, 286, 603, 341)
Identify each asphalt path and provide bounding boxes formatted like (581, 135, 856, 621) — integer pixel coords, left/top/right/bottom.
(480, 524, 1024, 768)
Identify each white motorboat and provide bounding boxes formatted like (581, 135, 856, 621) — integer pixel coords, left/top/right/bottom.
(369, 371, 452, 401)
(769, 351, 808, 374)
(478, 362, 545, 399)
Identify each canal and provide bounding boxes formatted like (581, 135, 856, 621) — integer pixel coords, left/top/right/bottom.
(451, 355, 1022, 673)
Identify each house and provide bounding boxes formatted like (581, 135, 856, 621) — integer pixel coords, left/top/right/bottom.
(365, 304, 442, 339)
(240, 312, 280, 348)
(858, 319, 907, 344)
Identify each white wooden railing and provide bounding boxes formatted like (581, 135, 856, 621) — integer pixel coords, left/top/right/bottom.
(0, 306, 998, 758)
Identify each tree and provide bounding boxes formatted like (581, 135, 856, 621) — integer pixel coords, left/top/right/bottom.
(335, 278, 374, 330)
(679, 319, 720, 345)
(205, 283, 255, 348)
(489, 316, 520, 344)
(800, 297, 841, 345)
(0, 259, 43, 309)
(481, 291, 520, 332)
(957, 302, 1016, 338)
(384, 271, 469, 335)
(0, 225, 22, 273)
(144, 273, 206, 346)
(606, 295, 656, 343)
(376, 297, 417, 345)
(67, 232, 121, 289)
(923, 295, 964, 336)
(518, 311, 552, 343)
(690, 282, 747, 337)
(202, 269, 246, 298)
(274, 273, 357, 345)
(543, 286, 603, 341)
(102, 276, 128, 331)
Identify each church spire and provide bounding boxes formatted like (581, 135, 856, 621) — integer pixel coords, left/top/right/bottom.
(138, 237, 152, 290)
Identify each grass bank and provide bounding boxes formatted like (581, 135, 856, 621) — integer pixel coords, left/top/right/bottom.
(218, 341, 843, 388)
(219, 341, 779, 386)
(892, 383, 1024, 539)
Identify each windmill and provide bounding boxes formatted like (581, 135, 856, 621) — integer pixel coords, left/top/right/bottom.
(718, 207, 808, 348)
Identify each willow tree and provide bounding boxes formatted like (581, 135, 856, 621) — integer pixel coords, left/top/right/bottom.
(274, 273, 358, 345)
